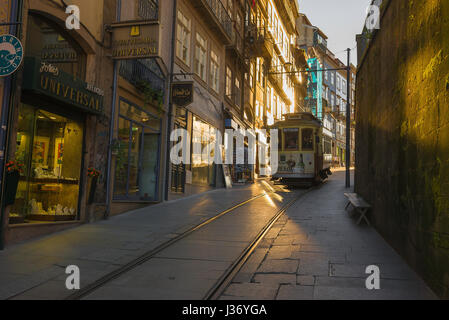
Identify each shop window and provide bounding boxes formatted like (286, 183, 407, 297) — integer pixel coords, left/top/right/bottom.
(25, 14, 86, 79)
(302, 128, 314, 151)
(284, 128, 298, 151)
(114, 99, 161, 201)
(9, 104, 84, 224)
(191, 116, 216, 187)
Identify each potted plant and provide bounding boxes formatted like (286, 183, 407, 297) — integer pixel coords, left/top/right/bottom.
(4, 160, 24, 206)
(87, 167, 100, 205)
(137, 80, 164, 115)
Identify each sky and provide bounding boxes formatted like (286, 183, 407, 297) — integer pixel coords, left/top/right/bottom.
(298, 0, 373, 66)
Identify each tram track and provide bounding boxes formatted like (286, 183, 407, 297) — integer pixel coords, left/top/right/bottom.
(66, 183, 318, 300)
(204, 184, 320, 300)
(66, 190, 271, 300)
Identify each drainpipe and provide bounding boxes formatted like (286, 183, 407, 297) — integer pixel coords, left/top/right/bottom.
(0, 0, 23, 250)
(105, 0, 121, 219)
(164, 0, 178, 201)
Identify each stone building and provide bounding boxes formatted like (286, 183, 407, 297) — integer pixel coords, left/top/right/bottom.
(0, 0, 311, 247)
(0, 0, 117, 245)
(0, 0, 173, 245)
(356, 0, 449, 298)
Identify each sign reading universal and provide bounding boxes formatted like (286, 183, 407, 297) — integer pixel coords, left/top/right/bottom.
(110, 22, 160, 60)
(22, 57, 104, 114)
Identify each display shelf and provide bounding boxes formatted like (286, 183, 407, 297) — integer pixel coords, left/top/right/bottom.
(19, 176, 79, 185)
(27, 214, 76, 222)
(9, 216, 25, 224)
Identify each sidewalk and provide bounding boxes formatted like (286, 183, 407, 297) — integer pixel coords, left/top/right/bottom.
(222, 171, 438, 300)
(0, 181, 276, 300)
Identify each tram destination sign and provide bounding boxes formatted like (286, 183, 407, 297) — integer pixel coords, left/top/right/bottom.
(172, 81, 194, 107)
(111, 22, 160, 60)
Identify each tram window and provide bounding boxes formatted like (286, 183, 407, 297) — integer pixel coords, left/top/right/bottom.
(284, 128, 299, 151)
(302, 128, 314, 151)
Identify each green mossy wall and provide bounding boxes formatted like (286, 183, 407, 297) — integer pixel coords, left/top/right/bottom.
(356, 0, 449, 298)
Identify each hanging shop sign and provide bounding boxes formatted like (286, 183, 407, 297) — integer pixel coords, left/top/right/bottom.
(111, 22, 160, 60)
(22, 57, 104, 114)
(0, 34, 24, 77)
(171, 81, 194, 107)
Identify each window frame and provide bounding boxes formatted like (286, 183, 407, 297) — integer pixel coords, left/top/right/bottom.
(176, 10, 191, 66)
(194, 32, 207, 81)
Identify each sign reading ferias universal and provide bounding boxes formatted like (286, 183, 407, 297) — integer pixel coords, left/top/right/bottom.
(22, 57, 104, 114)
(111, 22, 160, 60)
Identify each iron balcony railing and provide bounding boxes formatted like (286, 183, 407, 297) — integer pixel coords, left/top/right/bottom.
(204, 0, 233, 39)
(138, 0, 158, 20)
(119, 59, 165, 98)
(231, 26, 243, 54)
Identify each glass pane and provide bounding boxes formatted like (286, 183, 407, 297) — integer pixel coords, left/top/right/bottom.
(25, 14, 85, 79)
(114, 117, 131, 197)
(128, 124, 143, 196)
(192, 117, 209, 186)
(284, 128, 299, 151)
(28, 109, 82, 222)
(119, 100, 160, 131)
(9, 104, 35, 223)
(302, 128, 314, 151)
(139, 128, 160, 200)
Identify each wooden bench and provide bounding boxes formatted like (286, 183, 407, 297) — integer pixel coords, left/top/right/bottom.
(344, 193, 371, 226)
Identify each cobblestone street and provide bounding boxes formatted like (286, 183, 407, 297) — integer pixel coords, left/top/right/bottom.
(221, 170, 437, 300)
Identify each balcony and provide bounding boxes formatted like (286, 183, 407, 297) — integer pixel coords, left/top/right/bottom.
(118, 0, 159, 21)
(227, 26, 244, 60)
(273, 0, 296, 34)
(268, 72, 291, 105)
(138, 0, 158, 20)
(119, 59, 166, 101)
(248, 27, 273, 59)
(322, 99, 332, 114)
(190, 0, 233, 44)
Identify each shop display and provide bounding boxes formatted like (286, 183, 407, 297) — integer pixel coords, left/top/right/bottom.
(9, 105, 83, 224)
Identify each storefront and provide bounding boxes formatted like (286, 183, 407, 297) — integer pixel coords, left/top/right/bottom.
(5, 13, 103, 228)
(191, 115, 216, 187)
(224, 117, 253, 184)
(113, 98, 161, 201)
(169, 108, 221, 198)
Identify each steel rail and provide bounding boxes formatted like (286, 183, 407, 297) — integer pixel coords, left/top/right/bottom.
(203, 183, 324, 300)
(65, 191, 271, 300)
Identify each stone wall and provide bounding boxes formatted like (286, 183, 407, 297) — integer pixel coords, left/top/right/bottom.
(355, 0, 449, 298)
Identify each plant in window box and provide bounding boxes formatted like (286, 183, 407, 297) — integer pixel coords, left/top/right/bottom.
(87, 168, 100, 205)
(4, 160, 24, 206)
(137, 81, 164, 115)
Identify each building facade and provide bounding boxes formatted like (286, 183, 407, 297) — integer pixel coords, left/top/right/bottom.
(298, 13, 356, 168)
(0, 0, 311, 247)
(0, 0, 117, 245)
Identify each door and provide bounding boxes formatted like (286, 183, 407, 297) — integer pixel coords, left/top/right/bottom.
(139, 129, 159, 200)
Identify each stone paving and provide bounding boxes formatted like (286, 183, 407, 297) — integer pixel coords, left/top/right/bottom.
(220, 170, 438, 300)
(0, 180, 287, 300)
(0, 170, 438, 300)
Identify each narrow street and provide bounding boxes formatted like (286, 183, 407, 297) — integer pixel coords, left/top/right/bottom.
(221, 170, 437, 300)
(1, 0, 448, 305)
(0, 170, 436, 300)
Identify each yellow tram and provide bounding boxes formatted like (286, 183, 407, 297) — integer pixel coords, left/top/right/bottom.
(270, 112, 332, 187)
